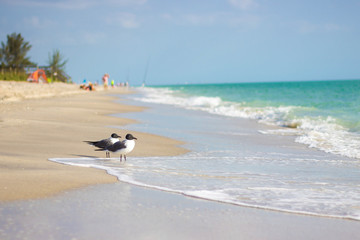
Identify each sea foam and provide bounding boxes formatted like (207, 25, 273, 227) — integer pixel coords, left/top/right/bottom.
(134, 87, 360, 159)
(50, 155, 360, 221)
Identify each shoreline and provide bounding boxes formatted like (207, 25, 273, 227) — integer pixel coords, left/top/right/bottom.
(1, 181, 359, 240)
(0, 81, 188, 202)
(1, 81, 359, 239)
(51, 156, 360, 223)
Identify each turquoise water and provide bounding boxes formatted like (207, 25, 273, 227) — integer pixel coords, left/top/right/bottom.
(157, 80, 360, 131)
(50, 82, 360, 221)
(141, 80, 360, 158)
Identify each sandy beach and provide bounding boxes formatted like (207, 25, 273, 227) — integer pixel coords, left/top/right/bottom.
(1, 80, 359, 240)
(0, 81, 187, 201)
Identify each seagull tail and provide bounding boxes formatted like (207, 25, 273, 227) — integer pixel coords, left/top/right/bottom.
(84, 141, 97, 146)
(95, 148, 105, 151)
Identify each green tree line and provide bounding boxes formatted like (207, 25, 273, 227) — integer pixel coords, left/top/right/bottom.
(0, 32, 70, 82)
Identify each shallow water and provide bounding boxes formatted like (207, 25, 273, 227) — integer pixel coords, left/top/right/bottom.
(50, 90, 360, 221)
(137, 81, 360, 159)
(2, 182, 359, 240)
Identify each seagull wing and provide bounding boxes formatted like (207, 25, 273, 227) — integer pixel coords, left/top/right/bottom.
(106, 141, 126, 152)
(85, 138, 112, 149)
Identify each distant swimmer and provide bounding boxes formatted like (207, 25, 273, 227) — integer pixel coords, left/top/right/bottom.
(84, 133, 121, 158)
(98, 133, 137, 162)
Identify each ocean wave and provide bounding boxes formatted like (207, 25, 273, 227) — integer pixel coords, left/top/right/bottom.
(50, 157, 360, 221)
(295, 117, 360, 159)
(134, 87, 295, 122)
(134, 87, 360, 159)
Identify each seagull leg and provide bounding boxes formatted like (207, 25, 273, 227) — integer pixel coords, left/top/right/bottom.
(124, 155, 127, 162)
(120, 155, 122, 162)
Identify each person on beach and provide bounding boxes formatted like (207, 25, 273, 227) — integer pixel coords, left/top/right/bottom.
(102, 73, 109, 89)
(80, 79, 95, 91)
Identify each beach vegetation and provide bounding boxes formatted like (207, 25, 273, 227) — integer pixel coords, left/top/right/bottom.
(0, 33, 72, 83)
(46, 49, 70, 83)
(0, 33, 36, 81)
(0, 32, 34, 69)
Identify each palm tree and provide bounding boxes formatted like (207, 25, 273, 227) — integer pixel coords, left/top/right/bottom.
(47, 49, 69, 82)
(0, 33, 34, 71)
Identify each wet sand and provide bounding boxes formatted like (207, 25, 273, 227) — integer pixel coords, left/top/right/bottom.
(1, 183, 359, 240)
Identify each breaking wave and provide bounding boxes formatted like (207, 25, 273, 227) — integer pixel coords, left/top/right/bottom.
(134, 87, 360, 159)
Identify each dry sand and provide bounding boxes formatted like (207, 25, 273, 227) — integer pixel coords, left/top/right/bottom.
(0, 80, 86, 102)
(0, 81, 188, 202)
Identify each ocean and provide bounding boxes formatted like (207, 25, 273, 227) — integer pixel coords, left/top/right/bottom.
(51, 80, 360, 221)
(141, 80, 360, 159)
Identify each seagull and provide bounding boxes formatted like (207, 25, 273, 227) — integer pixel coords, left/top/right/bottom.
(98, 133, 137, 162)
(84, 133, 121, 158)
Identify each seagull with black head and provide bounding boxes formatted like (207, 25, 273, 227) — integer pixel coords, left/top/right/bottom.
(84, 133, 121, 158)
(99, 133, 137, 162)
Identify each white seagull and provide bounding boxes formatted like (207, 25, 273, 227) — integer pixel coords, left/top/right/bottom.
(99, 133, 137, 162)
(84, 133, 121, 158)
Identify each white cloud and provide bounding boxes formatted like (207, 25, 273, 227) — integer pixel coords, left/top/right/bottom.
(2, 0, 147, 10)
(25, 16, 40, 27)
(228, 0, 259, 10)
(298, 21, 318, 34)
(82, 31, 107, 44)
(1, 0, 96, 10)
(228, 14, 260, 27)
(161, 14, 173, 21)
(298, 21, 344, 34)
(23, 16, 54, 28)
(104, 0, 147, 5)
(183, 14, 217, 26)
(107, 13, 140, 29)
(324, 23, 342, 32)
(171, 12, 260, 28)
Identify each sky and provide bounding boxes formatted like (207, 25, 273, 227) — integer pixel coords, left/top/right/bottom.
(1, 0, 360, 86)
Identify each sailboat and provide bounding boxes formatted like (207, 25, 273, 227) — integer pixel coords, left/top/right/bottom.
(142, 57, 150, 87)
